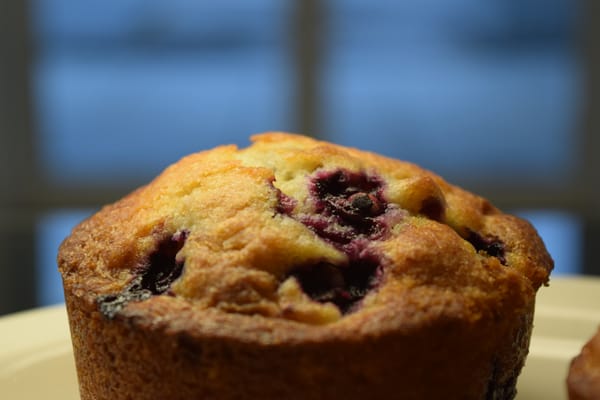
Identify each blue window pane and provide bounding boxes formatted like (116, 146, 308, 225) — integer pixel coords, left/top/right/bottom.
(321, 0, 581, 185)
(515, 210, 582, 276)
(31, 0, 295, 184)
(36, 210, 93, 306)
(33, 0, 290, 46)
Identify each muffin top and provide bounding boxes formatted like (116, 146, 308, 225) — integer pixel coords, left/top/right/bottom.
(58, 132, 553, 333)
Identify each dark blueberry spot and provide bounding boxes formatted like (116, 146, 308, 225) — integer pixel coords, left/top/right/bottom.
(304, 169, 388, 241)
(467, 230, 507, 265)
(139, 230, 188, 295)
(97, 230, 188, 319)
(97, 277, 151, 319)
(419, 196, 445, 221)
(349, 193, 380, 215)
(288, 251, 382, 314)
(313, 170, 383, 209)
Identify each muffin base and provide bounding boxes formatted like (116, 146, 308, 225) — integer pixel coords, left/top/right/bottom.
(65, 291, 534, 400)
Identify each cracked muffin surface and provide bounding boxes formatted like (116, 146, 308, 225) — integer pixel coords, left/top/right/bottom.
(59, 132, 553, 400)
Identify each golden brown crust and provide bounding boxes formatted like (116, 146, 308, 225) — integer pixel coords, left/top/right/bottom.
(568, 327, 600, 400)
(59, 132, 553, 399)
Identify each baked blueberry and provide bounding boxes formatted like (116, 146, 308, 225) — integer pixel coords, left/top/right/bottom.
(286, 169, 392, 313)
(287, 250, 382, 314)
(467, 230, 507, 265)
(98, 230, 187, 318)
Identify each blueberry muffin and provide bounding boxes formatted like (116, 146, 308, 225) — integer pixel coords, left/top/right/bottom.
(58, 132, 553, 400)
(568, 327, 600, 400)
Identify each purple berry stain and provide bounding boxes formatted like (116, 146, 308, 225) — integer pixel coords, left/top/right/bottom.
(312, 169, 385, 235)
(299, 169, 389, 247)
(283, 169, 394, 314)
(466, 230, 506, 265)
(288, 252, 383, 314)
(275, 189, 297, 216)
(98, 230, 188, 318)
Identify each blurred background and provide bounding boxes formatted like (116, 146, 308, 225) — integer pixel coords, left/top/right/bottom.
(1, 0, 598, 316)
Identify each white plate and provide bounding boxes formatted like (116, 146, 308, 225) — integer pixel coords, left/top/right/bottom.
(1, 276, 599, 399)
(0, 304, 79, 399)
